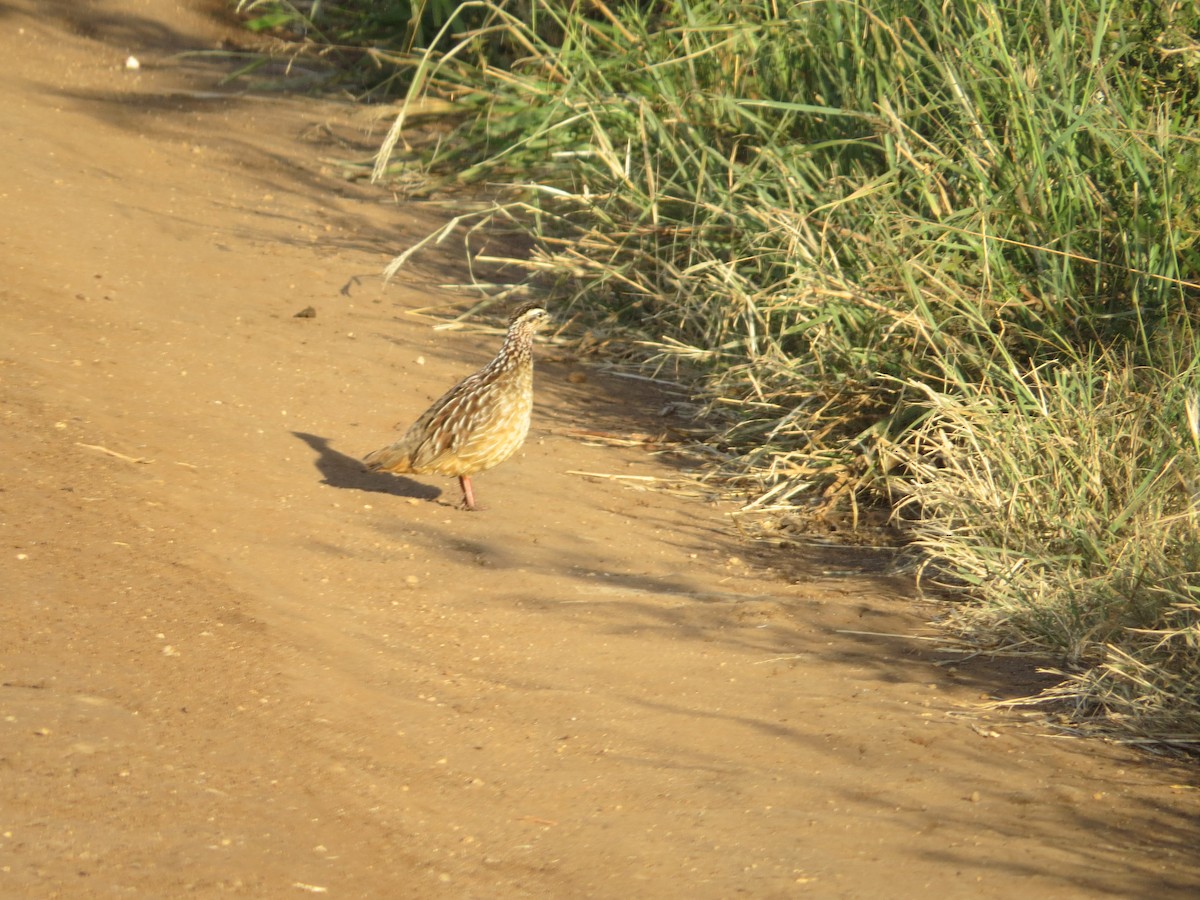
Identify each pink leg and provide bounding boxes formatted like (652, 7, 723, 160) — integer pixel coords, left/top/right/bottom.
(458, 476, 478, 511)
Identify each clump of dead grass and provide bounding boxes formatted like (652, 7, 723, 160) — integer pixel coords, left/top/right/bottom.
(887, 351, 1200, 743)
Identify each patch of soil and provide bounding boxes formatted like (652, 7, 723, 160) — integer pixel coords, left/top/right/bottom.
(1, 1, 1196, 896)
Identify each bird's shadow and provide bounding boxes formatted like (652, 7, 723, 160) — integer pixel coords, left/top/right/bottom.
(291, 431, 441, 502)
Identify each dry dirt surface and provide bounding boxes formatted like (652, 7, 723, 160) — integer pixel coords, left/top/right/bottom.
(2, 1, 1198, 897)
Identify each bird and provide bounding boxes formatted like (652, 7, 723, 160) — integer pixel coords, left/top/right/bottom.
(363, 302, 551, 510)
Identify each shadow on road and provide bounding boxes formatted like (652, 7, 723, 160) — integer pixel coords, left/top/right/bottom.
(291, 431, 440, 502)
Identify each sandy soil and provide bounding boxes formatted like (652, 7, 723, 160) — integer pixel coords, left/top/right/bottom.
(1, 1, 1197, 897)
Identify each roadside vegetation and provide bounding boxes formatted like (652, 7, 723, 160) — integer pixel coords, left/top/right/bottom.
(234, 0, 1200, 746)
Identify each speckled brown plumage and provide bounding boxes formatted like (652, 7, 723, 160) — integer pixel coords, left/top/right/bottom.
(363, 303, 551, 510)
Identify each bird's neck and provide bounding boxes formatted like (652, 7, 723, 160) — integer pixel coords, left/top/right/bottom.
(502, 330, 533, 363)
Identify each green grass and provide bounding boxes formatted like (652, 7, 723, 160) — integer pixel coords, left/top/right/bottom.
(233, 0, 497, 94)
(242, 0, 1200, 743)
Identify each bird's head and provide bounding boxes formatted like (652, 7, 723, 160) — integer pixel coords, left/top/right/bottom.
(508, 302, 551, 334)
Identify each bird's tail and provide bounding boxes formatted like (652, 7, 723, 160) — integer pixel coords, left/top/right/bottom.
(362, 443, 412, 473)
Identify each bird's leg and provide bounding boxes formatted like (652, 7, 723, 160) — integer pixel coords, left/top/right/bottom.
(458, 476, 478, 511)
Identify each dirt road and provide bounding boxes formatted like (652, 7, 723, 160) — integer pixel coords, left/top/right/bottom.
(1, 1, 1196, 896)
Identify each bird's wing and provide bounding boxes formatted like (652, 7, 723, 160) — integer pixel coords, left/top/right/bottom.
(405, 373, 486, 467)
